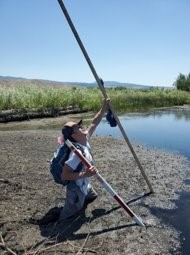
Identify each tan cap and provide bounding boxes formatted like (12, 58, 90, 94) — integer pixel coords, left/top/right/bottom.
(62, 120, 82, 140)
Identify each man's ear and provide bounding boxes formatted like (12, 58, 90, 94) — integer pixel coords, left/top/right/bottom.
(70, 133, 76, 141)
(71, 133, 75, 139)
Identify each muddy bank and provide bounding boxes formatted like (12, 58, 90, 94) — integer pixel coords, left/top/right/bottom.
(0, 129, 190, 254)
(0, 107, 88, 123)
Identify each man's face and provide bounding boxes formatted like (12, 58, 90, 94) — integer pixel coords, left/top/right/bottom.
(71, 124, 88, 140)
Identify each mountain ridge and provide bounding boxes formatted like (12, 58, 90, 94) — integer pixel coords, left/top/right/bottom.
(0, 75, 161, 89)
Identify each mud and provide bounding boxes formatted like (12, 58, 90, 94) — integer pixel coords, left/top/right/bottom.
(0, 122, 190, 254)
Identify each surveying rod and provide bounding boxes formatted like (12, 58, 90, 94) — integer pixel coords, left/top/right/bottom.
(65, 139, 145, 227)
(56, 0, 153, 193)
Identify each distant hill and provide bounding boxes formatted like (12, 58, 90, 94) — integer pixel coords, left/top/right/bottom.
(0, 75, 162, 89)
(63, 80, 153, 89)
(101, 81, 152, 89)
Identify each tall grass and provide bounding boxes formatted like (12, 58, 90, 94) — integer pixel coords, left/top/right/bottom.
(108, 87, 190, 111)
(0, 84, 190, 112)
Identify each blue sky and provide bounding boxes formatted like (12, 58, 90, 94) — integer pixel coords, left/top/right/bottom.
(0, 0, 190, 87)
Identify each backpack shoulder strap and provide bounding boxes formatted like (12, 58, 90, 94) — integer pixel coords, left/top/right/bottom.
(71, 143, 86, 173)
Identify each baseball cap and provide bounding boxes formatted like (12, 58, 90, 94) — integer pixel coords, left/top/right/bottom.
(62, 119, 82, 140)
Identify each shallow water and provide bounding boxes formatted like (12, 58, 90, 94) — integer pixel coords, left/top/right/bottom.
(95, 107, 190, 160)
(95, 107, 190, 254)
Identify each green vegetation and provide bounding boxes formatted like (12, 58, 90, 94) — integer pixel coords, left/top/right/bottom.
(0, 84, 190, 112)
(173, 73, 190, 91)
(109, 87, 190, 112)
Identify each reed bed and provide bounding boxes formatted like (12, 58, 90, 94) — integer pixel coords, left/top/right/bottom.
(0, 84, 190, 112)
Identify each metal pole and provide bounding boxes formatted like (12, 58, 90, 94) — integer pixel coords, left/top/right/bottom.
(65, 139, 145, 227)
(56, 0, 153, 193)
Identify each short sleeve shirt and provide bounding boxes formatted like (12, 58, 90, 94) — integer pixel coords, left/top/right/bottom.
(65, 141, 93, 171)
(64, 137, 93, 195)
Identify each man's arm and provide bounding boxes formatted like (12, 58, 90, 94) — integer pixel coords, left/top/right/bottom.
(87, 98, 110, 138)
(61, 164, 97, 181)
(61, 151, 97, 181)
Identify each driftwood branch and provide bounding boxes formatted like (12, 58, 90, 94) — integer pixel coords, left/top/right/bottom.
(25, 242, 63, 255)
(0, 233, 17, 255)
(0, 215, 103, 255)
(76, 234, 90, 255)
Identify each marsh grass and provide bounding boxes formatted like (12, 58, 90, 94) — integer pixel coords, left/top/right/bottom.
(0, 84, 190, 112)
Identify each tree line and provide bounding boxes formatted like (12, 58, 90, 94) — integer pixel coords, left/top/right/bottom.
(173, 73, 190, 91)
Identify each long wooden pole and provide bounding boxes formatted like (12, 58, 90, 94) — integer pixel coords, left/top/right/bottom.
(57, 0, 154, 193)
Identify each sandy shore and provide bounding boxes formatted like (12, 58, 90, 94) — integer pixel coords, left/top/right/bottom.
(0, 127, 190, 254)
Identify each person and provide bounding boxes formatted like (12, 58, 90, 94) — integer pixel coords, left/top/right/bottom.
(59, 98, 110, 220)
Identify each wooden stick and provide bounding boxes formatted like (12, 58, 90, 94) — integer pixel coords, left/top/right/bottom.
(56, 0, 153, 193)
(0, 234, 17, 255)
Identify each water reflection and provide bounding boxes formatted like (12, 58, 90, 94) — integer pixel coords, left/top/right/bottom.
(124, 107, 190, 121)
(95, 107, 190, 160)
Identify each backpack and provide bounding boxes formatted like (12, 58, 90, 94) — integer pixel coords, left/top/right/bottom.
(50, 143, 84, 186)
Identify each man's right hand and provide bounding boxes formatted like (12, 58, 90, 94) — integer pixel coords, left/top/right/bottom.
(84, 166, 97, 177)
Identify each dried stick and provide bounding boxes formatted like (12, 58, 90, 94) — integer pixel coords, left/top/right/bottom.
(76, 217, 93, 255)
(28, 242, 63, 254)
(66, 241, 97, 254)
(24, 237, 57, 255)
(76, 232, 91, 255)
(0, 233, 17, 255)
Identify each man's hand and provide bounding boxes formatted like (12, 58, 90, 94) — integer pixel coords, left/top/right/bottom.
(84, 166, 97, 177)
